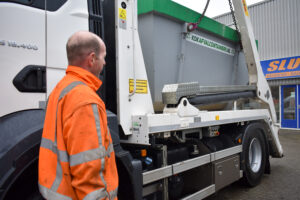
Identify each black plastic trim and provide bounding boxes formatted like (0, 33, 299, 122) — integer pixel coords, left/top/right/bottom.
(88, 0, 104, 39)
(46, 0, 67, 12)
(102, 0, 117, 114)
(13, 65, 46, 93)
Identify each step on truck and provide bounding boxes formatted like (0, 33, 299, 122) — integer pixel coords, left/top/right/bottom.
(0, 0, 283, 199)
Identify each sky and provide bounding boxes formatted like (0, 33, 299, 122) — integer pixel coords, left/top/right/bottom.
(172, 0, 265, 18)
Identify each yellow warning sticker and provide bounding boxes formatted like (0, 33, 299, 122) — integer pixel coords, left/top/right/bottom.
(242, 0, 249, 16)
(119, 8, 127, 20)
(129, 79, 148, 94)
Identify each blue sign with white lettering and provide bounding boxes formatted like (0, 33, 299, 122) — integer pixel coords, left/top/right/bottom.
(261, 56, 300, 80)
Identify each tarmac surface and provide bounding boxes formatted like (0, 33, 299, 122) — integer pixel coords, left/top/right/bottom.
(205, 129, 300, 200)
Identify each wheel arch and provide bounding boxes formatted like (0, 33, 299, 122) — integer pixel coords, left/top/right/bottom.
(107, 111, 143, 200)
(0, 109, 45, 200)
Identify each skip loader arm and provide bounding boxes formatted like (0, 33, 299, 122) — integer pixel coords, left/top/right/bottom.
(232, 0, 283, 157)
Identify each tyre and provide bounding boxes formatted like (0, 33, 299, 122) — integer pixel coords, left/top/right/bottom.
(26, 191, 44, 200)
(241, 126, 267, 187)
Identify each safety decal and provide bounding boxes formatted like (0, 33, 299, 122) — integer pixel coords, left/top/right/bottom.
(119, 8, 126, 20)
(119, 8, 127, 29)
(129, 79, 148, 94)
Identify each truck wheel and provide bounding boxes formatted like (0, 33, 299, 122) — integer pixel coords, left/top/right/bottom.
(241, 128, 266, 187)
(26, 191, 44, 200)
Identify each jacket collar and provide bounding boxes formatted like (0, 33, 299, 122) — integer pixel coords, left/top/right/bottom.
(66, 65, 102, 91)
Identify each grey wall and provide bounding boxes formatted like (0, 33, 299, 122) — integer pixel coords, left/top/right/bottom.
(214, 0, 300, 61)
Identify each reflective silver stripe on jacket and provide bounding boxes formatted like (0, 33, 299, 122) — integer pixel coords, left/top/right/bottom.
(82, 187, 118, 200)
(40, 138, 69, 162)
(39, 183, 72, 200)
(92, 103, 110, 199)
(40, 138, 114, 167)
(110, 188, 118, 200)
(69, 143, 114, 167)
(83, 188, 108, 200)
(92, 104, 103, 146)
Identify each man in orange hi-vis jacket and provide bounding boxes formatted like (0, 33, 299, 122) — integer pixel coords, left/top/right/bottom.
(38, 31, 119, 200)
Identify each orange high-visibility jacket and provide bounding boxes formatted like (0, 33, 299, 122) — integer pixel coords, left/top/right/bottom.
(39, 66, 119, 200)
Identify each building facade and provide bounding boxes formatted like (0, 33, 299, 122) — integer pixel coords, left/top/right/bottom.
(215, 0, 300, 129)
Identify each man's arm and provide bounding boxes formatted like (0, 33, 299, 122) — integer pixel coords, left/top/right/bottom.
(63, 103, 109, 200)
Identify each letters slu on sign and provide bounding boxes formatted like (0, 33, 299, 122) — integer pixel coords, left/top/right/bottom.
(261, 56, 300, 80)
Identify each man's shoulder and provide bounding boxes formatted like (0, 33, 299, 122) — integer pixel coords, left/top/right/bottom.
(52, 76, 98, 101)
(49, 76, 76, 97)
(65, 83, 100, 104)
(49, 76, 103, 106)
(61, 83, 103, 119)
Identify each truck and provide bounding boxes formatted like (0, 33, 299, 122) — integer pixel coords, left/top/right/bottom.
(0, 0, 283, 199)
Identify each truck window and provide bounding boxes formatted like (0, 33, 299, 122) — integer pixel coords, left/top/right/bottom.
(0, 0, 67, 11)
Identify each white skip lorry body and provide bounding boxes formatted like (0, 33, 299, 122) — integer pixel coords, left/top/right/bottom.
(0, 0, 283, 199)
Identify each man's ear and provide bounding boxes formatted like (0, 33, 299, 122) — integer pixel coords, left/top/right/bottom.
(87, 52, 96, 67)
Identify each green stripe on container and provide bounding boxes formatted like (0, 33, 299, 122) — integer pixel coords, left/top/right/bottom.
(138, 0, 239, 42)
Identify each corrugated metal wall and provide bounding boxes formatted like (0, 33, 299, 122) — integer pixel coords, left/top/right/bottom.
(214, 0, 300, 61)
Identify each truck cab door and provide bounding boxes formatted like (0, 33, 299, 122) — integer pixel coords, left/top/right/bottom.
(0, 0, 46, 117)
(45, 0, 89, 96)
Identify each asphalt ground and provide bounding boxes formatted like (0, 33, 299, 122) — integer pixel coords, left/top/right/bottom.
(205, 129, 300, 200)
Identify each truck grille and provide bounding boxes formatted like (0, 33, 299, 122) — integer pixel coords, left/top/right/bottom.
(88, 0, 105, 39)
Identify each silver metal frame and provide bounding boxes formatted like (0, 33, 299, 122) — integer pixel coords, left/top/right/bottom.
(180, 184, 215, 200)
(143, 166, 172, 185)
(173, 154, 211, 174)
(212, 145, 242, 161)
(149, 116, 266, 134)
(142, 145, 242, 185)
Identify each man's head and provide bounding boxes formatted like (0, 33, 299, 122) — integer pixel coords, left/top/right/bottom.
(66, 31, 106, 78)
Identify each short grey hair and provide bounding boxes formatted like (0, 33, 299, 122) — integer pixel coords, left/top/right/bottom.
(66, 32, 101, 64)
